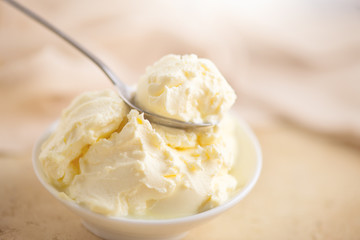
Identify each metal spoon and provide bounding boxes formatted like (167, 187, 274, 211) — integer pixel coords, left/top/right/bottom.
(3, 0, 213, 129)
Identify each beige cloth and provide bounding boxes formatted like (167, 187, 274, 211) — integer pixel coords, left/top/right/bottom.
(1, 0, 360, 239)
(1, 0, 360, 148)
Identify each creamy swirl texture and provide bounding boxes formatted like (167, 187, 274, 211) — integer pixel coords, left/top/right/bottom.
(40, 54, 240, 218)
(136, 54, 236, 123)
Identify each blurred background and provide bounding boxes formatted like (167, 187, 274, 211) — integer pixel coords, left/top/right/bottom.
(1, 0, 360, 239)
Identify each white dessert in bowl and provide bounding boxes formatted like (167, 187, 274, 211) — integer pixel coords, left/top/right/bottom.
(32, 55, 262, 240)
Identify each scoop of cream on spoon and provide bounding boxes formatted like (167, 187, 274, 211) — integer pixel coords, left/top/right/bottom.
(3, 0, 236, 129)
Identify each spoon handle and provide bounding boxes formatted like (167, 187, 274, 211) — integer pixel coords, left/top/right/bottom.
(3, 0, 131, 101)
(3, 0, 214, 129)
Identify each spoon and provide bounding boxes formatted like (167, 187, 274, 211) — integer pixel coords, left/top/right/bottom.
(3, 0, 213, 129)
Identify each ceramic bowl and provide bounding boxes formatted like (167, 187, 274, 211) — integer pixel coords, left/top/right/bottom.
(32, 117, 262, 240)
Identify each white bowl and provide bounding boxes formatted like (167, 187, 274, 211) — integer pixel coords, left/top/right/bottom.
(32, 117, 262, 240)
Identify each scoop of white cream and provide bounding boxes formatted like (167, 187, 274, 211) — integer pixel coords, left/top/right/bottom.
(66, 108, 238, 218)
(136, 54, 236, 124)
(39, 54, 239, 218)
(39, 90, 129, 188)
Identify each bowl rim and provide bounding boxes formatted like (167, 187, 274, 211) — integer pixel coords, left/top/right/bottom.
(32, 116, 262, 226)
